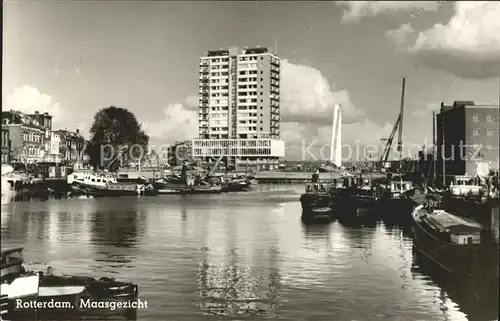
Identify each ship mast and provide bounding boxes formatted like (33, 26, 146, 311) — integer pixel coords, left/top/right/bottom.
(397, 77, 406, 175)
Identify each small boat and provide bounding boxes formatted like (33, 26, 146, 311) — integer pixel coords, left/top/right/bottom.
(336, 184, 380, 225)
(70, 172, 157, 197)
(378, 176, 415, 226)
(220, 176, 250, 192)
(411, 203, 498, 276)
(300, 183, 334, 224)
(1, 248, 138, 320)
(154, 170, 222, 195)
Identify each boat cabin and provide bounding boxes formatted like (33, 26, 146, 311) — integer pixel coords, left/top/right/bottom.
(387, 180, 413, 199)
(340, 176, 373, 188)
(69, 172, 118, 187)
(1, 248, 25, 279)
(421, 209, 483, 245)
(305, 183, 329, 194)
(449, 175, 484, 198)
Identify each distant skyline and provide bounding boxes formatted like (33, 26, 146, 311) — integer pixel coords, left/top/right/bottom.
(3, 1, 499, 160)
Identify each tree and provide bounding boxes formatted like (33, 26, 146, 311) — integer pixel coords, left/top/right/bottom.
(85, 106, 149, 171)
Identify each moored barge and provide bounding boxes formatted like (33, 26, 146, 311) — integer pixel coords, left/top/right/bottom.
(1, 248, 138, 320)
(411, 203, 498, 276)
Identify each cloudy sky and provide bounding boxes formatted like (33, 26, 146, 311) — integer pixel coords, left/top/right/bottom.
(3, 1, 499, 160)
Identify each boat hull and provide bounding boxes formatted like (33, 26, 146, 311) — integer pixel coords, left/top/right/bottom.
(337, 192, 379, 222)
(3, 274, 138, 320)
(158, 186, 222, 195)
(301, 207, 334, 224)
(6, 294, 138, 320)
(411, 207, 498, 276)
(379, 196, 415, 227)
(221, 182, 249, 192)
(71, 181, 156, 197)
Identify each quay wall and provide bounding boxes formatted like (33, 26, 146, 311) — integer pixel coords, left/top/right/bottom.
(254, 171, 342, 183)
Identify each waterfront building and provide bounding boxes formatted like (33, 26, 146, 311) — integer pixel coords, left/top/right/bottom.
(54, 129, 86, 163)
(46, 131, 62, 163)
(28, 111, 53, 159)
(2, 111, 47, 163)
(1, 127, 10, 164)
(196, 47, 285, 171)
(436, 101, 499, 185)
(167, 140, 192, 167)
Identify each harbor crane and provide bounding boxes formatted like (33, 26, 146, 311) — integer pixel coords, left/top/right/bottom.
(378, 77, 406, 171)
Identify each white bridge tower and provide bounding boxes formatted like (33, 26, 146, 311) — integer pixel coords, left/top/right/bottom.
(330, 104, 342, 167)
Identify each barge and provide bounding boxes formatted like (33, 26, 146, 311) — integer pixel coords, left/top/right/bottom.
(1, 248, 138, 320)
(411, 203, 498, 276)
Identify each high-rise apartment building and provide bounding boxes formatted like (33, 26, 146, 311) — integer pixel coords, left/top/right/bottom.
(193, 47, 285, 171)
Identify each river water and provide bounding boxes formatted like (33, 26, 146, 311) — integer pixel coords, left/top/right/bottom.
(1, 184, 497, 321)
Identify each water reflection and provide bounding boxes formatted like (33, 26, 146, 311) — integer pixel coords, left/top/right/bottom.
(412, 249, 499, 321)
(196, 248, 282, 319)
(90, 199, 147, 271)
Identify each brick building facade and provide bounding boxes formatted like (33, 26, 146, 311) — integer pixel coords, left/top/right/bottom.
(436, 101, 499, 185)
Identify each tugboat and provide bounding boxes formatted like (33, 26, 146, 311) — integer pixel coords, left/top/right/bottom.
(1, 248, 138, 320)
(378, 174, 415, 226)
(300, 182, 335, 224)
(411, 202, 498, 276)
(336, 176, 381, 226)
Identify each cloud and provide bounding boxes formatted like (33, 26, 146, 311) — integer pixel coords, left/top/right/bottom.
(386, 24, 415, 47)
(411, 102, 440, 116)
(3, 85, 91, 134)
(4, 85, 63, 120)
(184, 95, 199, 111)
(280, 60, 366, 126)
(387, 2, 500, 79)
(142, 103, 198, 148)
(335, 1, 439, 22)
(281, 120, 395, 160)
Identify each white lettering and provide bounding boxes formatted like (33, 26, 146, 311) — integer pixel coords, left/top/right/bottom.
(78, 299, 148, 310)
(15, 299, 72, 309)
(302, 140, 317, 161)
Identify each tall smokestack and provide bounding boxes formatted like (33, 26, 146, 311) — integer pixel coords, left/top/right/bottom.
(330, 104, 342, 167)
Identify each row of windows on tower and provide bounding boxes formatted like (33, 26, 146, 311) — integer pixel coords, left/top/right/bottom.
(472, 129, 497, 136)
(472, 114, 496, 122)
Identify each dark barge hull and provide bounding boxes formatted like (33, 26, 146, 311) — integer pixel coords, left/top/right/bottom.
(221, 182, 249, 192)
(3, 274, 138, 320)
(301, 207, 334, 224)
(158, 187, 222, 195)
(300, 193, 335, 224)
(380, 197, 415, 227)
(71, 181, 156, 197)
(411, 210, 497, 276)
(336, 192, 380, 225)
